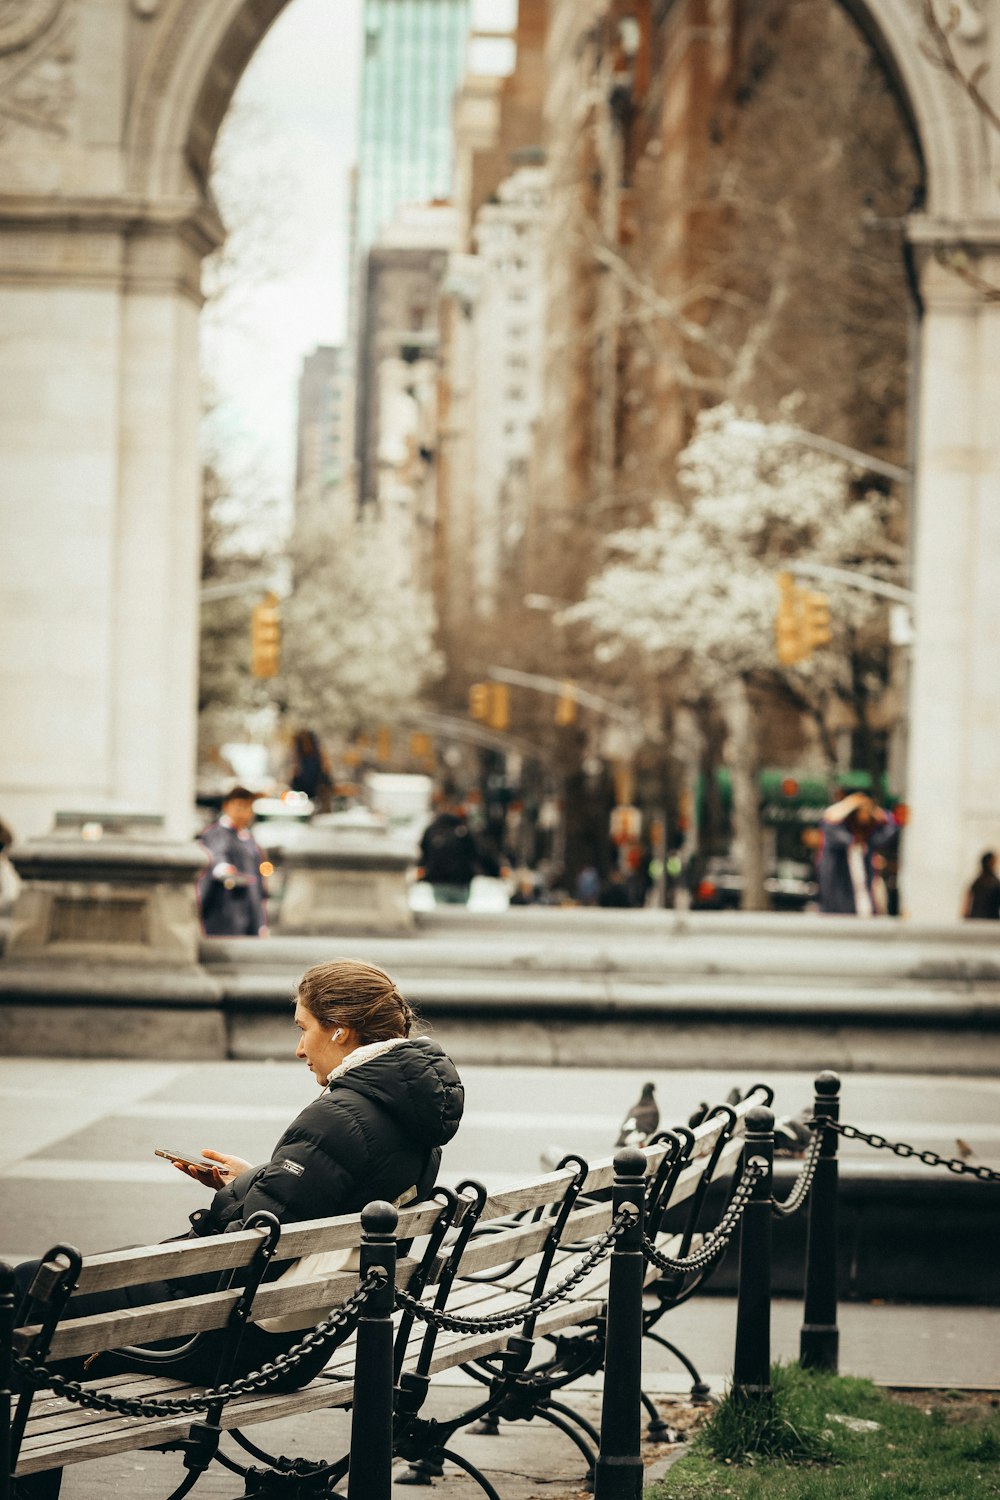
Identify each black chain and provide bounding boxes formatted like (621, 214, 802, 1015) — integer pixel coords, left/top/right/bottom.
(395, 1206, 639, 1333)
(816, 1119, 1000, 1183)
(641, 1158, 766, 1274)
(772, 1127, 823, 1218)
(13, 1269, 386, 1418)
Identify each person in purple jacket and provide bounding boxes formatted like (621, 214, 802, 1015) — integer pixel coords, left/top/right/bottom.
(817, 791, 897, 916)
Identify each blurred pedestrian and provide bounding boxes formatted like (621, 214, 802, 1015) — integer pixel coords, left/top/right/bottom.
(963, 850, 1000, 920)
(509, 871, 542, 905)
(574, 864, 600, 906)
(419, 803, 481, 904)
(817, 791, 896, 916)
(0, 814, 17, 905)
(289, 727, 333, 811)
(197, 786, 268, 936)
(598, 868, 632, 908)
(625, 843, 653, 908)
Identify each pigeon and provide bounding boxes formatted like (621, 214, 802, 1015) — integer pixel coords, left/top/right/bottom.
(616, 1082, 659, 1148)
(774, 1112, 812, 1156)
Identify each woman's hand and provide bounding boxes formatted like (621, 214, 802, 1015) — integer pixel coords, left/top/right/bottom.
(172, 1149, 251, 1190)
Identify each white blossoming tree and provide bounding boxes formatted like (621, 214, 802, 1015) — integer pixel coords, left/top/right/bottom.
(280, 511, 443, 746)
(564, 403, 904, 907)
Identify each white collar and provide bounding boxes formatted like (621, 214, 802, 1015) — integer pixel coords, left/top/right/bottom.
(327, 1036, 408, 1085)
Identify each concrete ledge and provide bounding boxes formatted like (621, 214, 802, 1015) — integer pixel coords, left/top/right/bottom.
(412, 905, 1000, 947)
(2, 908, 999, 1068)
(0, 962, 222, 1004)
(230, 1010, 1000, 1074)
(0, 1000, 227, 1058)
(701, 1163, 1000, 1303)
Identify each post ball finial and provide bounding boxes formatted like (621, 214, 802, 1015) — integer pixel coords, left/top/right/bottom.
(613, 1145, 648, 1178)
(745, 1104, 774, 1134)
(362, 1199, 399, 1236)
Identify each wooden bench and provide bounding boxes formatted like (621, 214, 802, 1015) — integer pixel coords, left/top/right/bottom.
(386, 1084, 770, 1484)
(1, 1085, 773, 1500)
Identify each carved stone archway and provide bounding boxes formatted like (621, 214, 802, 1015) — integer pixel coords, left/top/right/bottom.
(0, 0, 997, 919)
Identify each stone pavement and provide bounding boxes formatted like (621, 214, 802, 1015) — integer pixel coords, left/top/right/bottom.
(4, 1056, 999, 1496)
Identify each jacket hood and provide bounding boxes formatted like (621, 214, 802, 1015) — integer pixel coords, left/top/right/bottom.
(331, 1037, 463, 1147)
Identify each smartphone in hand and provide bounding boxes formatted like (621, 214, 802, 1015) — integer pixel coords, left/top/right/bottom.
(154, 1148, 215, 1170)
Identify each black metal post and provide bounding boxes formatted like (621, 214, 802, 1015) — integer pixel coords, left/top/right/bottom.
(732, 1106, 774, 1402)
(0, 1261, 13, 1500)
(594, 1146, 647, 1500)
(347, 1200, 399, 1500)
(800, 1070, 841, 1372)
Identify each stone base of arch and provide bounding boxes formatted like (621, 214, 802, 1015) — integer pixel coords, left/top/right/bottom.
(904, 234, 1000, 921)
(0, 206, 213, 843)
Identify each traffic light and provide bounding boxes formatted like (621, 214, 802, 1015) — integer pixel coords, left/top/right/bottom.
(775, 574, 832, 664)
(555, 681, 577, 725)
(250, 591, 281, 678)
(802, 590, 831, 652)
(775, 572, 807, 666)
(487, 682, 510, 731)
(469, 682, 510, 729)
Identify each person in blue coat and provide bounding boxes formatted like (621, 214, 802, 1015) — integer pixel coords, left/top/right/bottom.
(197, 785, 268, 936)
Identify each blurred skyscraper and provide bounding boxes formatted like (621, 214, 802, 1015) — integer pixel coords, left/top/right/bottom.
(355, 0, 472, 256)
(294, 345, 353, 514)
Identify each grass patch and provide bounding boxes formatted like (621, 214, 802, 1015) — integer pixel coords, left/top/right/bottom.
(646, 1366, 1000, 1499)
(696, 1362, 836, 1465)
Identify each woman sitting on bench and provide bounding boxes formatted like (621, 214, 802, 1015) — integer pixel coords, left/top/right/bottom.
(13, 959, 464, 1497)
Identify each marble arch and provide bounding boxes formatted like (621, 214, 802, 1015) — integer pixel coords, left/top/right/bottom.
(0, 0, 998, 920)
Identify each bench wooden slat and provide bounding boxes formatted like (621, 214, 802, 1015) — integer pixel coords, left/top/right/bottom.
(449, 1133, 744, 1285)
(16, 1369, 355, 1475)
(74, 1201, 444, 1294)
(25, 1255, 422, 1361)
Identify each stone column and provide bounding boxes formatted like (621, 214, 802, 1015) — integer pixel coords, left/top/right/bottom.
(0, 0, 222, 844)
(0, 213, 213, 842)
(904, 241, 1000, 920)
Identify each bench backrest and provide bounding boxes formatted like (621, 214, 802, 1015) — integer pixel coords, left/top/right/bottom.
(15, 1202, 442, 1362)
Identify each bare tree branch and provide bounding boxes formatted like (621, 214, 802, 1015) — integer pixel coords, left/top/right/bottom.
(920, 0, 1000, 137)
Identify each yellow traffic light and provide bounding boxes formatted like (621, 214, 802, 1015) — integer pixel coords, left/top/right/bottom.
(487, 682, 510, 731)
(775, 572, 806, 666)
(250, 591, 281, 678)
(802, 590, 832, 652)
(409, 731, 433, 761)
(775, 574, 832, 663)
(469, 682, 510, 729)
(555, 681, 577, 725)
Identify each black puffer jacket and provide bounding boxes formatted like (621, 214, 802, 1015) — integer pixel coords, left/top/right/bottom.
(190, 1038, 463, 1237)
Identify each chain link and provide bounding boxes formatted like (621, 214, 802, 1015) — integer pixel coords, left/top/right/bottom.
(395, 1206, 639, 1334)
(816, 1119, 1000, 1183)
(641, 1159, 767, 1274)
(13, 1269, 387, 1418)
(771, 1127, 823, 1218)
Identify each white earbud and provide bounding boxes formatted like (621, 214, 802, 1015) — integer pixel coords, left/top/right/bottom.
(331, 1028, 344, 1041)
